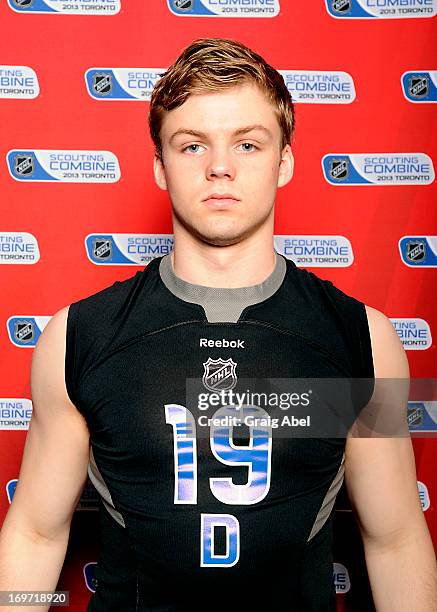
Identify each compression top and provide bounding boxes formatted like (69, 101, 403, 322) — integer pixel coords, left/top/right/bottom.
(65, 250, 374, 612)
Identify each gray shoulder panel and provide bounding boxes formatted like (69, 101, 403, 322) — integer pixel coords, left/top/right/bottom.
(307, 454, 345, 541)
(88, 446, 126, 528)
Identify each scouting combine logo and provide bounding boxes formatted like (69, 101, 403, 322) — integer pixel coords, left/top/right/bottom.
(0, 66, 39, 98)
(0, 399, 32, 430)
(168, 0, 280, 17)
(0, 232, 40, 264)
(333, 563, 350, 593)
(408, 402, 437, 433)
(322, 153, 434, 185)
(280, 70, 356, 103)
(399, 236, 437, 267)
(85, 234, 174, 265)
(6, 479, 18, 504)
(390, 318, 432, 350)
(326, 0, 437, 18)
(274, 235, 353, 267)
(8, 0, 120, 14)
(85, 68, 165, 100)
(7, 316, 51, 347)
(7, 149, 120, 182)
(402, 71, 437, 102)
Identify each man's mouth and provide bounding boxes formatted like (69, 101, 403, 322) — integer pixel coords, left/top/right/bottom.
(202, 193, 240, 209)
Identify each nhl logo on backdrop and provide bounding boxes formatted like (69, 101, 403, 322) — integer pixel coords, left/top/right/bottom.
(14, 154, 34, 176)
(172, 0, 193, 11)
(93, 73, 113, 96)
(330, 0, 351, 13)
(12, 0, 33, 7)
(93, 239, 112, 260)
(406, 240, 426, 263)
(202, 358, 237, 392)
(408, 76, 429, 99)
(329, 158, 349, 181)
(14, 320, 34, 343)
(408, 405, 424, 428)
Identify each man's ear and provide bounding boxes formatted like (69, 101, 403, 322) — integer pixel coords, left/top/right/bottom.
(277, 144, 294, 188)
(153, 153, 168, 191)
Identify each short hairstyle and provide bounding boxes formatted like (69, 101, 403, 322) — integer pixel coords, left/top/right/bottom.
(148, 37, 295, 161)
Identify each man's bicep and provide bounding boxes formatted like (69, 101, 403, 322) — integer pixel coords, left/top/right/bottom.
(345, 436, 423, 547)
(5, 306, 90, 543)
(345, 305, 423, 548)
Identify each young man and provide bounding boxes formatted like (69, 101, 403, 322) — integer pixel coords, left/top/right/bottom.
(0, 38, 436, 612)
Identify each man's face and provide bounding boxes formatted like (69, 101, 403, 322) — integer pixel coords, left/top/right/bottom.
(153, 82, 293, 247)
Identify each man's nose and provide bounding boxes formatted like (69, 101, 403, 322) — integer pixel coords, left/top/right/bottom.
(206, 147, 236, 180)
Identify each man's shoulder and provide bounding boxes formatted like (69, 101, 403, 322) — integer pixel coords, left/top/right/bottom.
(71, 268, 145, 311)
(286, 260, 364, 316)
(364, 305, 402, 351)
(64, 267, 150, 346)
(363, 305, 409, 378)
(62, 267, 153, 395)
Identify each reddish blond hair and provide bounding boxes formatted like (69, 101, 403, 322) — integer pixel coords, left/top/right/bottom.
(148, 37, 295, 161)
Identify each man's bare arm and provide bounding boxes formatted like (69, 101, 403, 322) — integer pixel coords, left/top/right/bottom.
(0, 306, 90, 610)
(345, 305, 437, 611)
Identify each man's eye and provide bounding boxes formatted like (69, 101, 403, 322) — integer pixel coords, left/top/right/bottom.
(239, 143, 257, 152)
(183, 144, 203, 153)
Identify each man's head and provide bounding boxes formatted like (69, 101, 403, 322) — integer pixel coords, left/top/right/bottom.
(149, 38, 295, 163)
(149, 38, 295, 248)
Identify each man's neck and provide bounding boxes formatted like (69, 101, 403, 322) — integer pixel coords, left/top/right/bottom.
(170, 242, 277, 289)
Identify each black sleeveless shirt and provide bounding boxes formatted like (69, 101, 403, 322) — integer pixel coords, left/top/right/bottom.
(65, 252, 374, 612)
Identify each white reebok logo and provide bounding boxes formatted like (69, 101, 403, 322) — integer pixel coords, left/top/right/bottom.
(199, 338, 245, 349)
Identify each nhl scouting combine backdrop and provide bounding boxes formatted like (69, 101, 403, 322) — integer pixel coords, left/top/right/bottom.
(0, 1, 436, 610)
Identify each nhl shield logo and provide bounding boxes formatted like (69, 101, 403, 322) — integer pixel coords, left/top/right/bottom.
(173, 0, 193, 10)
(14, 154, 34, 176)
(406, 240, 426, 263)
(93, 239, 112, 260)
(12, 0, 34, 7)
(407, 405, 424, 428)
(329, 158, 349, 181)
(202, 357, 237, 392)
(331, 0, 351, 13)
(92, 73, 113, 96)
(408, 76, 429, 99)
(14, 320, 34, 344)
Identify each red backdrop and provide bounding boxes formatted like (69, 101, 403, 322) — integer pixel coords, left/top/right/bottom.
(0, 1, 436, 609)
